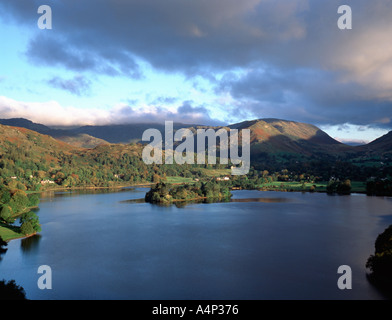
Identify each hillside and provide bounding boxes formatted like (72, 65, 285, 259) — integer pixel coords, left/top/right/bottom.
(359, 131, 392, 157)
(0, 118, 391, 193)
(72, 122, 200, 144)
(225, 118, 352, 159)
(0, 124, 80, 183)
(0, 118, 109, 149)
(54, 134, 109, 149)
(229, 118, 338, 144)
(0, 124, 78, 157)
(2, 116, 392, 163)
(0, 123, 203, 191)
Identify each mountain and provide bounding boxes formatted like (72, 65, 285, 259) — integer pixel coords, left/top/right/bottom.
(0, 118, 54, 135)
(0, 118, 201, 147)
(0, 117, 356, 160)
(0, 124, 78, 170)
(230, 118, 340, 143)
(2, 117, 389, 161)
(0, 118, 109, 149)
(0, 118, 390, 190)
(72, 122, 199, 144)
(223, 118, 351, 159)
(358, 131, 392, 157)
(0, 123, 193, 190)
(49, 133, 109, 149)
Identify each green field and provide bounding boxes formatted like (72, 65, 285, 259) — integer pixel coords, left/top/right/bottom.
(197, 168, 231, 177)
(256, 181, 324, 192)
(0, 224, 23, 242)
(256, 181, 366, 193)
(165, 176, 194, 184)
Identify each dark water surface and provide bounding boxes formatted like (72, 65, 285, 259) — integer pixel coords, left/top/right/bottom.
(1, 188, 392, 300)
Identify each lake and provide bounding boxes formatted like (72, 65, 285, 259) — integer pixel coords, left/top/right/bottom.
(1, 188, 392, 300)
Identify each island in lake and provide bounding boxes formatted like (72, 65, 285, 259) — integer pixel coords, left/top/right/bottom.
(145, 181, 232, 205)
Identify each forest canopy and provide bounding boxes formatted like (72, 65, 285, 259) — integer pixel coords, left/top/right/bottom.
(145, 180, 232, 205)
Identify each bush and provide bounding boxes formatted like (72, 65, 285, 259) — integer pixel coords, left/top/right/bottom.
(366, 225, 392, 296)
(337, 179, 351, 195)
(19, 212, 41, 234)
(367, 225, 392, 275)
(0, 279, 27, 300)
(20, 221, 35, 235)
(0, 236, 7, 254)
(0, 205, 13, 223)
(28, 194, 40, 207)
(9, 190, 29, 214)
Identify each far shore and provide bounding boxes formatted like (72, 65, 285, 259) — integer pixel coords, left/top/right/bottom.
(32, 182, 154, 193)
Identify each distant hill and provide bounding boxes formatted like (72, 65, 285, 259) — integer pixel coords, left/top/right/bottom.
(224, 118, 352, 159)
(53, 134, 109, 149)
(229, 118, 338, 144)
(0, 118, 54, 135)
(0, 118, 109, 149)
(0, 118, 391, 188)
(0, 122, 162, 189)
(1, 117, 391, 162)
(358, 131, 392, 157)
(72, 122, 199, 144)
(0, 123, 78, 169)
(0, 118, 200, 147)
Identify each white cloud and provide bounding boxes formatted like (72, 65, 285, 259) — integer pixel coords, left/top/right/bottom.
(0, 96, 110, 126)
(0, 96, 219, 126)
(1, 0, 392, 132)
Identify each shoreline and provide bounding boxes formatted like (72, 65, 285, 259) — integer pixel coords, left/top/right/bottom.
(35, 182, 154, 193)
(5, 232, 37, 243)
(38, 181, 192, 193)
(0, 226, 38, 243)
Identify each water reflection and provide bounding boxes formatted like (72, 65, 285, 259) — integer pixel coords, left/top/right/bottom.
(121, 197, 291, 207)
(0, 238, 7, 262)
(120, 198, 146, 204)
(21, 234, 41, 254)
(39, 186, 146, 202)
(230, 197, 290, 203)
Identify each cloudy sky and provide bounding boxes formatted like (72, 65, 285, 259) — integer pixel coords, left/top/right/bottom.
(1, 0, 392, 143)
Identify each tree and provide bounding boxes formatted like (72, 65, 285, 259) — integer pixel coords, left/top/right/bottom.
(0, 188, 11, 204)
(326, 179, 338, 194)
(19, 212, 41, 235)
(0, 236, 7, 255)
(62, 176, 76, 187)
(0, 205, 13, 224)
(337, 179, 351, 195)
(366, 225, 392, 296)
(366, 179, 392, 196)
(9, 190, 29, 214)
(28, 194, 40, 208)
(0, 279, 27, 300)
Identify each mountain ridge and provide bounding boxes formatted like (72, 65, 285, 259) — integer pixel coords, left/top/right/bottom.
(0, 117, 391, 157)
(0, 119, 391, 189)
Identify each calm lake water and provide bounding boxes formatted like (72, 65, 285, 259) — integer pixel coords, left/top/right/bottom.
(1, 188, 392, 300)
